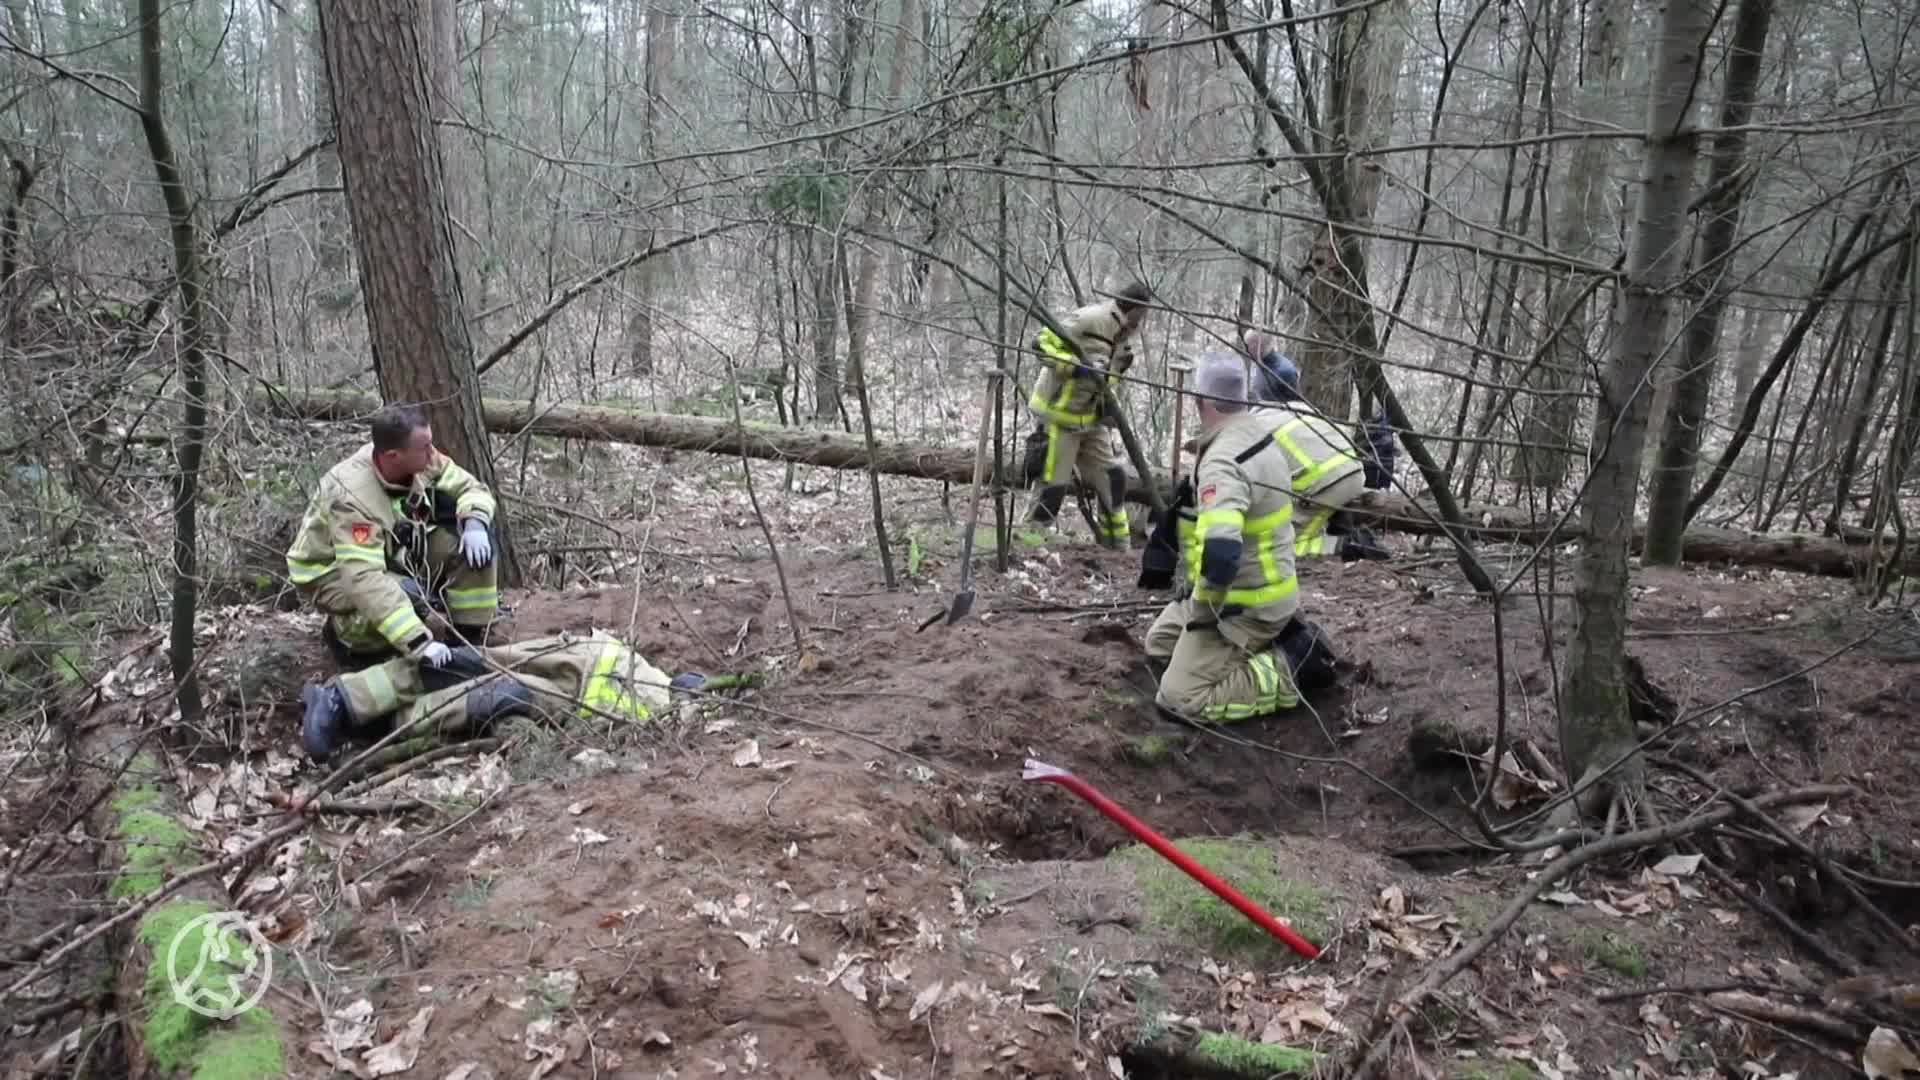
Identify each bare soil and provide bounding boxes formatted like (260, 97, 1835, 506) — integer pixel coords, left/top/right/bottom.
(7, 471, 1919, 1080)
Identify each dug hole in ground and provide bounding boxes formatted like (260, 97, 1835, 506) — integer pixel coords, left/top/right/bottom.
(7, 477, 1920, 1080)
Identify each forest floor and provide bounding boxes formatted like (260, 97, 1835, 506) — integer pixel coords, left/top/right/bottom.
(5, 460, 1920, 1080)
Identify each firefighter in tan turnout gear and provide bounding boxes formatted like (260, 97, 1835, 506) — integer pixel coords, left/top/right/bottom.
(285, 403, 501, 668)
(1022, 282, 1153, 549)
(299, 631, 710, 760)
(1135, 352, 1305, 723)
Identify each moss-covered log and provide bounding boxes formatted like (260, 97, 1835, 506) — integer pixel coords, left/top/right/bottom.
(102, 748, 290, 1079)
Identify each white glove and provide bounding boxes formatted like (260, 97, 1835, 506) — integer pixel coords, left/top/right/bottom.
(420, 641, 453, 667)
(459, 520, 493, 568)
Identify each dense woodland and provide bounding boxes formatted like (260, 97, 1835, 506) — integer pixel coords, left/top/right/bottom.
(2, 0, 1919, 1073)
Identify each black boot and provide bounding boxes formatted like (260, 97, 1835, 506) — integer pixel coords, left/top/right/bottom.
(1029, 485, 1067, 525)
(301, 682, 352, 761)
(464, 677, 535, 732)
(1336, 528, 1392, 562)
(1277, 619, 1341, 692)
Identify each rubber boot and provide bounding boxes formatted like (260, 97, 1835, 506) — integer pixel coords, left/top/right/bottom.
(301, 681, 352, 761)
(1029, 485, 1067, 525)
(1101, 467, 1131, 551)
(463, 678, 536, 733)
(1337, 528, 1392, 562)
(1278, 618, 1341, 692)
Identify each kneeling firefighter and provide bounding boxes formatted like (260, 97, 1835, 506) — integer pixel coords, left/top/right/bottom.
(1021, 282, 1154, 550)
(1137, 354, 1344, 704)
(299, 632, 709, 761)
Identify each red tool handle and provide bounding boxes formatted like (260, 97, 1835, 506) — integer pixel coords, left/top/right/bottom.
(1022, 759, 1321, 961)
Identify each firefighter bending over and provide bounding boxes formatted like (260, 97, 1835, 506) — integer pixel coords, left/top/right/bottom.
(300, 631, 709, 760)
(1022, 281, 1153, 550)
(285, 403, 501, 669)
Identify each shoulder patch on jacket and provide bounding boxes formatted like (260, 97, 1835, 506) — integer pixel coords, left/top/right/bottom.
(1199, 484, 1217, 505)
(350, 522, 377, 545)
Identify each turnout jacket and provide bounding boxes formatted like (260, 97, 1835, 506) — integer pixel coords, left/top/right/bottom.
(285, 443, 496, 657)
(1029, 299, 1140, 432)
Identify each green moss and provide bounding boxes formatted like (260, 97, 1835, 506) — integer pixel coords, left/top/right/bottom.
(1193, 1032, 1319, 1076)
(109, 782, 196, 899)
(138, 901, 286, 1080)
(1123, 734, 1175, 766)
(1573, 927, 1647, 979)
(1112, 836, 1331, 958)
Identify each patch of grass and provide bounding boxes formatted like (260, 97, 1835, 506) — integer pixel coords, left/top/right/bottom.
(453, 876, 495, 911)
(1125, 970, 1169, 1047)
(1573, 927, 1646, 979)
(1122, 734, 1175, 766)
(1192, 1032, 1318, 1076)
(1111, 836, 1332, 957)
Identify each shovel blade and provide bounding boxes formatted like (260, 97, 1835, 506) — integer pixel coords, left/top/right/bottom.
(944, 590, 976, 624)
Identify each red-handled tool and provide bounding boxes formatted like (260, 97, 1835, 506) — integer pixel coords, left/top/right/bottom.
(1021, 758, 1321, 961)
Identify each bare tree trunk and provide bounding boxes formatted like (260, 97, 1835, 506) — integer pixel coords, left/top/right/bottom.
(1560, 0, 1710, 817)
(625, 0, 672, 376)
(136, 0, 209, 726)
(1511, 0, 1629, 488)
(1298, 0, 1409, 420)
(310, 8, 350, 305)
(318, 0, 517, 582)
(1642, 0, 1775, 562)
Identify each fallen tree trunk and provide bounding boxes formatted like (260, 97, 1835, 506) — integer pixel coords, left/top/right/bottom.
(258, 387, 1915, 581)
(1345, 492, 1920, 581)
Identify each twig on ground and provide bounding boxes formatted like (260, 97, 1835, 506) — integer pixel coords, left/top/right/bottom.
(336, 739, 503, 799)
(1345, 783, 1854, 1079)
(1594, 980, 1781, 1004)
(1702, 990, 1861, 1042)
(1664, 756, 1920, 959)
(349, 791, 501, 885)
(0, 813, 311, 1004)
(1700, 860, 1860, 976)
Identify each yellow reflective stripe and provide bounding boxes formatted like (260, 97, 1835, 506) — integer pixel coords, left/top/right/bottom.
(444, 587, 498, 612)
(578, 641, 652, 722)
(287, 558, 330, 585)
(1274, 418, 1359, 492)
(364, 664, 398, 714)
(376, 606, 425, 647)
(1036, 327, 1077, 363)
(1194, 508, 1246, 533)
(333, 543, 385, 564)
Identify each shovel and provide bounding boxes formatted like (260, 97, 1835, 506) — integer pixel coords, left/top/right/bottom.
(919, 370, 1002, 631)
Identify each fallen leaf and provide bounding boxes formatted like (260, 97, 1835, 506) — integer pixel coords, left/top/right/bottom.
(566, 801, 593, 816)
(307, 1040, 372, 1078)
(363, 1006, 433, 1077)
(443, 1065, 480, 1080)
(1782, 802, 1828, 835)
(842, 965, 870, 1003)
(910, 980, 946, 1022)
(1864, 1027, 1920, 1079)
(733, 740, 763, 768)
(1541, 891, 1585, 906)
(1651, 854, 1702, 877)
(641, 1031, 673, 1052)
(569, 827, 611, 846)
